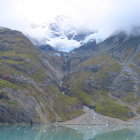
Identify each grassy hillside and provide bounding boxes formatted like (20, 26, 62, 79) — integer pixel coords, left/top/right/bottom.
(63, 32, 140, 120)
(0, 28, 83, 123)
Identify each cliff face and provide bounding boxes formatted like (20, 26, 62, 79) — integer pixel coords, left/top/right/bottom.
(0, 28, 83, 124)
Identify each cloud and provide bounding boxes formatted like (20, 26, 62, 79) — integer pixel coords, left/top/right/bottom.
(0, 0, 140, 42)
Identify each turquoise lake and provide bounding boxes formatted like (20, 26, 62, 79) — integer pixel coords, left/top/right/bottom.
(0, 125, 140, 140)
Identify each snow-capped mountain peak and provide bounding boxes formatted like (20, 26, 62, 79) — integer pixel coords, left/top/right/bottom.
(27, 15, 100, 52)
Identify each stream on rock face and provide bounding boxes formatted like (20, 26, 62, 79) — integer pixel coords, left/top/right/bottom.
(0, 124, 140, 140)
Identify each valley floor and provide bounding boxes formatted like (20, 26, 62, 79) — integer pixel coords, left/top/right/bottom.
(56, 107, 140, 126)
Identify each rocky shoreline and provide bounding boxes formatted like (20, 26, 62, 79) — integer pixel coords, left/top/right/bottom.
(56, 107, 140, 126)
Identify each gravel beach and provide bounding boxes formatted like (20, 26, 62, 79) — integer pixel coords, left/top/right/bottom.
(57, 106, 140, 125)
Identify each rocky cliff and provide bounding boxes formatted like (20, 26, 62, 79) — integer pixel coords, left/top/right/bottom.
(0, 28, 83, 124)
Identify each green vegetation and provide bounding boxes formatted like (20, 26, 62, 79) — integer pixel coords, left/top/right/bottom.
(46, 86, 83, 121)
(81, 54, 121, 88)
(83, 54, 121, 72)
(91, 90, 132, 120)
(31, 68, 48, 82)
(134, 51, 140, 62)
(64, 72, 94, 106)
(65, 53, 135, 120)
(0, 79, 19, 89)
(71, 87, 93, 106)
(123, 92, 140, 105)
(95, 101, 131, 120)
(54, 94, 83, 121)
(2, 99, 17, 105)
(136, 106, 140, 114)
(0, 91, 8, 95)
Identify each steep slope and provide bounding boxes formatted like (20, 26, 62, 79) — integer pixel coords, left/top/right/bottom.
(68, 40, 98, 69)
(0, 28, 83, 124)
(62, 32, 140, 121)
(1, 27, 140, 123)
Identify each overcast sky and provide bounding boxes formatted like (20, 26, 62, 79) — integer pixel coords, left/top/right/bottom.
(0, 0, 140, 39)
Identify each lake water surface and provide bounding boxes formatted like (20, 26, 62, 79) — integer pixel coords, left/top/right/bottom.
(0, 125, 140, 140)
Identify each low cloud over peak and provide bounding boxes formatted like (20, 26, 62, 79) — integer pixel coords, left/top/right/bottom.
(0, 0, 140, 51)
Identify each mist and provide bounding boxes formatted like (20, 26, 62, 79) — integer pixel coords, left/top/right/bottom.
(0, 0, 140, 46)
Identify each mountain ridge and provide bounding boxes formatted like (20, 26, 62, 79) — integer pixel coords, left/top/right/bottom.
(27, 15, 97, 52)
(60, 31, 140, 120)
(0, 27, 140, 123)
